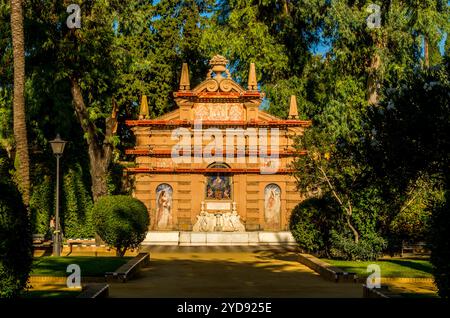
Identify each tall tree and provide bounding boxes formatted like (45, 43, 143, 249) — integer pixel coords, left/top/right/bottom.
(10, 0, 30, 205)
(201, 0, 324, 118)
(24, 0, 214, 201)
(25, 0, 129, 201)
(365, 57, 450, 296)
(291, 0, 449, 256)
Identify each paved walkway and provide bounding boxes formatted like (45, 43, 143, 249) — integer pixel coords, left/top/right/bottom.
(108, 246, 363, 298)
(385, 279, 437, 297)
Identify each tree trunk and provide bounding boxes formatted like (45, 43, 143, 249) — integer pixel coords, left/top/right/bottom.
(69, 77, 117, 202)
(367, 52, 381, 105)
(90, 158, 109, 201)
(70, 78, 118, 246)
(424, 35, 429, 68)
(11, 0, 30, 206)
(116, 247, 127, 257)
(283, 0, 289, 15)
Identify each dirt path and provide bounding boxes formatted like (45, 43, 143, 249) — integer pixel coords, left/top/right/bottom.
(108, 247, 363, 298)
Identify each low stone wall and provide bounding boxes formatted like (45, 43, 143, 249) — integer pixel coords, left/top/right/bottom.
(77, 283, 109, 298)
(297, 253, 358, 283)
(142, 231, 297, 246)
(105, 252, 150, 283)
(298, 253, 340, 282)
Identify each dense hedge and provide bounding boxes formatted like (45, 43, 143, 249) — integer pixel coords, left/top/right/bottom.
(92, 195, 149, 256)
(430, 191, 450, 298)
(329, 231, 386, 261)
(289, 196, 340, 256)
(29, 162, 94, 239)
(61, 164, 94, 238)
(0, 148, 33, 298)
(290, 195, 386, 261)
(29, 174, 53, 237)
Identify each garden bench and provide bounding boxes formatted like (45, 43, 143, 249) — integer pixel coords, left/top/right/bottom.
(32, 234, 45, 244)
(401, 241, 429, 257)
(334, 271, 358, 283)
(66, 239, 96, 254)
(105, 252, 150, 283)
(32, 234, 52, 249)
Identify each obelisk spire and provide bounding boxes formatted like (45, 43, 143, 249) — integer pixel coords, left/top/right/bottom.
(288, 95, 299, 119)
(139, 95, 149, 119)
(248, 62, 257, 91)
(179, 63, 190, 91)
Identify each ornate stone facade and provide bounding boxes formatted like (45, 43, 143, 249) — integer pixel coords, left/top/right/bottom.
(125, 55, 311, 232)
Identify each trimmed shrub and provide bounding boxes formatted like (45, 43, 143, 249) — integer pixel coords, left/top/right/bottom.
(289, 196, 341, 256)
(330, 231, 386, 261)
(92, 195, 149, 256)
(290, 194, 386, 260)
(0, 148, 33, 298)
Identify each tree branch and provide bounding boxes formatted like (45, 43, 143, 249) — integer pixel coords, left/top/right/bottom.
(318, 165, 360, 243)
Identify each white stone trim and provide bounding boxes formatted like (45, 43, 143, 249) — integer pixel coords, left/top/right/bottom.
(141, 231, 296, 246)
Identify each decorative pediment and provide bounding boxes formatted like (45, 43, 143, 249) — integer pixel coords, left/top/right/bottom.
(192, 55, 246, 94)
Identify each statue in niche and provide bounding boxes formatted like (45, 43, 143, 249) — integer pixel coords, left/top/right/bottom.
(264, 184, 281, 229)
(155, 184, 173, 230)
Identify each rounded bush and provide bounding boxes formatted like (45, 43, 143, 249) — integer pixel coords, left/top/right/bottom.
(92, 195, 149, 256)
(289, 196, 340, 256)
(0, 148, 33, 298)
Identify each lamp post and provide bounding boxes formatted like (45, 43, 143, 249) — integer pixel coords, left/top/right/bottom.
(50, 134, 67, 257)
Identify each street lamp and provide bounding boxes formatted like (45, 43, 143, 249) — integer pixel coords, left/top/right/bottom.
(50, 134, 67, 257)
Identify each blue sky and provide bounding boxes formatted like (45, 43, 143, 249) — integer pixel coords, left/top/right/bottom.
(311, 31, 448, 57)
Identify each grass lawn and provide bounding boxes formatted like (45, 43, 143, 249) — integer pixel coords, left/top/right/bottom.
(321, 258, 433, 278)
(21, 289, 80, 298)
(31, 256, 131, 277)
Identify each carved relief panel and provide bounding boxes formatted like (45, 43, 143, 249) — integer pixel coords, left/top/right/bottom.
(193, 103, 244, 121)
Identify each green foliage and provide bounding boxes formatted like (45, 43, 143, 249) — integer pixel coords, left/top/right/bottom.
(0, 0, 13, 150)
(290, 193, 387, 260)
(290, 0, 449, 264)
(429, 190, 450, 298)
(329, 231, 386, 261)
(0, 148, 32, 298)
(389, 176, 442, 243)
(0, 1, 12, 143)
(107, 161, 129, 195)
(61, 163, 94, 238)
(289, 196, 341, 256)
(366, 57, 450, 295)
(366, 62, 450, 185)
(201, 0, 324, 118)
(92, 195, 149, 256)
(29, 175, 53, 237)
